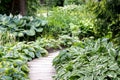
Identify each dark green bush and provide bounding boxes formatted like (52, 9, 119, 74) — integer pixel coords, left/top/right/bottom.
(89, 0, 120, 40)
(47, 5, 95, 38)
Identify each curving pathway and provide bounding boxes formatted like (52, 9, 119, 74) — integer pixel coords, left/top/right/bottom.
(28, 51, 59, 80)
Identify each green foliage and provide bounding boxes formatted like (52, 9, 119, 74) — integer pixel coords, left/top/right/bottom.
(64, 0, 86, 5)
(58, 35, 79, 47)
(0, 1, 120, 79)
(53, 38, 120, 80)
(27, 0, 40, 16)
(0, 14, 47, 41)
(0, 59, 29, 80)
(0, 39, 51, 79)
(47, 5, 95, 38)
(0, 31, 15, 46)
(88, 0, 120, 40)
(33, 36, 79, 49)
(35, 37, 62, 49)
(0, 35, 80, 79)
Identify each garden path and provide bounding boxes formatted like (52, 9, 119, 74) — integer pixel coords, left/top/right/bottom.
(28, 50, 59, 80)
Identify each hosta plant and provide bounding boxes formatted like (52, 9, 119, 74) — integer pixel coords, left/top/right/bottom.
(53, 38, 120, 80)
(0, 14, 47, 40)
(0, 40, 49, 79)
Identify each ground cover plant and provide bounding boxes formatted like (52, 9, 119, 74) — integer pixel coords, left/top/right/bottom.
(0, 32, 78, 79)
(0, 41, 48, 79)
(0, 14, 47, 41)
(53, 38, 120, 80)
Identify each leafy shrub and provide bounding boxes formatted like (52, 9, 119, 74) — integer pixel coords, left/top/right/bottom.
(53, 38, 120, 80)
(47, 5, 95, 38)
(88, 0, 120, 40)
(34, 37, 62, 49)
(58, 35, 79, 47)
(27, 0, 40, 16)
(33, 36, 79, 49)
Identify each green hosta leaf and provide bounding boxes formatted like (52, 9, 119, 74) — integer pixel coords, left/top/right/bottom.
(35, 28, 43, 32)
(23, 49, 29, 54)
(108, 63, 119, 71)
(35, 50, 41, 58)
(0, 68, 6, 73)
(21, 65, 29, 73)
(25, 29, 35, 36)
(1, 17, 10, 25)
(106, 71, 117, 78)
(108, 48, 116, 59)
(7, 23, 16, 29)
(28, 52, 35, 58)
(13, 60, 25, 67)
(41, 20, 47, 26)
(40, 48, 48, 56)
(65, 62, 73, 71)
(0, 27, 7, 32)
(12, 32, 18, 36)
(28, 47, 35, 52)
(33, 20, 41, 27)
(107, 42, 113, 49)
(13, 18, 26, 27)
(84, 76, 93, 80)
(18, 32, 24, 37)
(0, 76, 12, 80)
(96, 76, 105, 80)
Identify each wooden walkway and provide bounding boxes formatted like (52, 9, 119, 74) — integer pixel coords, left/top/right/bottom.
(28, 51, 59, 80)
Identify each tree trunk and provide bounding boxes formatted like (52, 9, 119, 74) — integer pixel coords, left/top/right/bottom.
(40, 0, 45, 4)
(19, 0, 26, 15)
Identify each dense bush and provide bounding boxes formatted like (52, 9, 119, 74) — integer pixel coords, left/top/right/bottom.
(47, 5, 95, 38)
(88, 0, 120, 41)
(27, 0, 40, 15)
(53, 38, 120, 80)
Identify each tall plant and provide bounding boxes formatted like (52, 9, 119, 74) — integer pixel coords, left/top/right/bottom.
(89, 0, 120, 39)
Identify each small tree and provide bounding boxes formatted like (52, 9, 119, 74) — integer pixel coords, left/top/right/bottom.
(19, 0, 26, 15)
